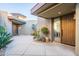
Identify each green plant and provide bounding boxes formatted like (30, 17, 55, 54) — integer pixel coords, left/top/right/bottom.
(41, 27, 49, 36)
(0, 26, 12, 49)
(32, 31, 41, 41)
(32, 31, 37, 36)
(0, 26, 5, 33)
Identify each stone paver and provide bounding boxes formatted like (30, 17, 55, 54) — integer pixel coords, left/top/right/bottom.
(5, 35, 75, 56)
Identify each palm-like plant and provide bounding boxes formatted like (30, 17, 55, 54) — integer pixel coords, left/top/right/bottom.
(0, 26, 12, 49)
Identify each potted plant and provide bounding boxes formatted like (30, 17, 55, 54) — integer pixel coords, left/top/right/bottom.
(41, 27, 49, 42)
(0, 26, 12, 56)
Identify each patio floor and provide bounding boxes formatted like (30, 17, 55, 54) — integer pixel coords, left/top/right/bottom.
(5, 35, 75, 56)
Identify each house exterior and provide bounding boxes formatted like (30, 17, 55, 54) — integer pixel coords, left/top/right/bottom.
(0, 11, 37, 36)
(31, 3, 79, 55)
(8, 13, 26, 35)
(10, 13, 37, 35)
(0, 11, 26, 36)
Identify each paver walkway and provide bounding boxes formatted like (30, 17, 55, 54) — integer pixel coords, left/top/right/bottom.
(5, 35, 75, 56)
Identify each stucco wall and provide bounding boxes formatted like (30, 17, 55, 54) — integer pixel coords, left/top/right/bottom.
(76, 4, 79, 55)
(0, 11, 12, 34)
(37, 17, 52, 40)
(37, 17, 51, 30)
(18, 20, 37, 35)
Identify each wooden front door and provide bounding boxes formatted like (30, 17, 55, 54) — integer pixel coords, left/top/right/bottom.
(61, 13, 75, 46)
(12, 23, 19, 36)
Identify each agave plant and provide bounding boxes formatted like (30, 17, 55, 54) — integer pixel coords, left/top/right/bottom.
(0, 26, 12, 49)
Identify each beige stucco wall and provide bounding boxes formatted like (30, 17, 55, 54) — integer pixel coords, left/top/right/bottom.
(37, 17, 53, 41)
(76, 4, 79, 55)
(0, 11, 12, 34)
(18, 20, 37, 35)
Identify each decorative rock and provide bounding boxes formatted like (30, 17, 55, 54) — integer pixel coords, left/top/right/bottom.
(45, 37, 49, 42)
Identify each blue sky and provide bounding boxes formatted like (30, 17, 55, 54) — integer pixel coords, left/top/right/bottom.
(0, 3, 37, 20)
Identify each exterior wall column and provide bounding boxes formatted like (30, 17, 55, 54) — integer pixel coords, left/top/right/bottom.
(49, 19, 54, 42)
(76, 4, 79, 55)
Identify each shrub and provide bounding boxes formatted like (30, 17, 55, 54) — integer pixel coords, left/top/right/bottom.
(41, 27, 49, 36)
(32, 31, 37, 36)
(0, 26, 5, 33)
(32, 31, 41, 41)
(0, 26, 12, 49)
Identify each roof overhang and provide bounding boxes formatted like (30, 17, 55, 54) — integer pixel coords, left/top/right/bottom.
(8, 16, 26, 25)
(31, 3, 76, 19)
(12, 19, 26, 25)
(31, 3, 57, 16)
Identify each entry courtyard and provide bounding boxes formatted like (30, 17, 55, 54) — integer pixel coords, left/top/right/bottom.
(5, 35, 75, 56)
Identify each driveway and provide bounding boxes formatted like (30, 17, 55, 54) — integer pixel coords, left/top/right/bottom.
(5, 35, 75, 56)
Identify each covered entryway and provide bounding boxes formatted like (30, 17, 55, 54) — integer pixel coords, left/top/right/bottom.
(31, 3, 76, 46)
(31, 3, 79, 55)
(61, 13, 75, 46)
(8, 17, 26, 36)
(31, 3, 75, 42)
